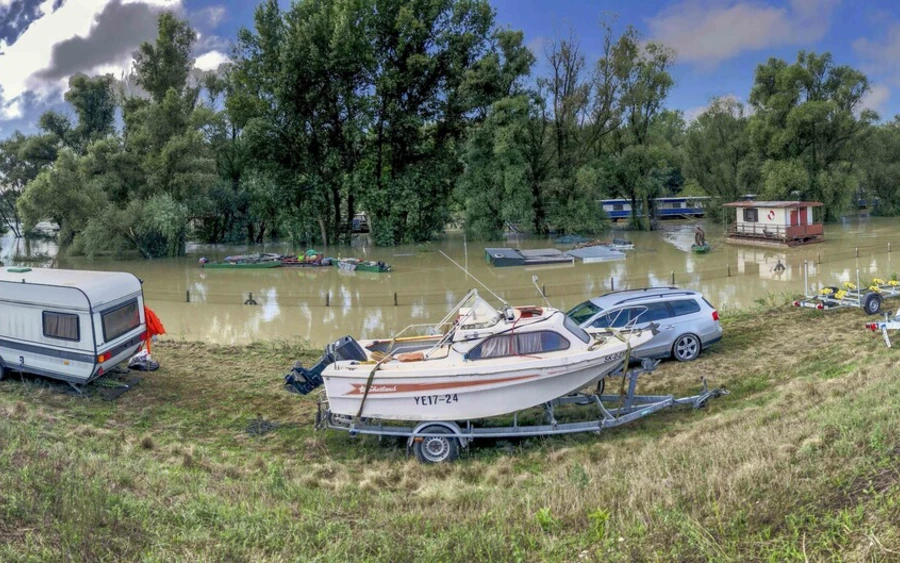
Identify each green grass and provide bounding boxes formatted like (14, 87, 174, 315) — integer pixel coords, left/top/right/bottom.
(2, 307, 900, 561)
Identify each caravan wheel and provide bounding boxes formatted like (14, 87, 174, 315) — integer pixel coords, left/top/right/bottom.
(413, 426, 460, 464)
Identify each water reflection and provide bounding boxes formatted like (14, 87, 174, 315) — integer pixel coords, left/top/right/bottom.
(4, 218, 900, 345)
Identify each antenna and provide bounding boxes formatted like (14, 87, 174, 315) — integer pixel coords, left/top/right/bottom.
(438, 250, 507, 306)
(532, 275, 552, 308)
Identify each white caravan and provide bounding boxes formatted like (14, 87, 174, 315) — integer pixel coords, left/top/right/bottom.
(0, 267, 146, 389)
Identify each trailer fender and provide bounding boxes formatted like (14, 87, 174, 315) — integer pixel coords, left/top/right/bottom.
(407, 421, 468, 451)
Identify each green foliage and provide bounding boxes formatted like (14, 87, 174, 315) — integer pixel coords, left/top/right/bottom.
(535, 507, 559, 532)
(133, 12, 197, 102)
(748, 51, 873, 219)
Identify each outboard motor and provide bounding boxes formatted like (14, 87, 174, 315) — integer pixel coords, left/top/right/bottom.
(284, 336, 367, 395)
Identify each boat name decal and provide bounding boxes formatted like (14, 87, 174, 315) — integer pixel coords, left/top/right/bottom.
(602, 352, 626, 363)
(414, 394, 459, 406)
(344, 374, 538, 395)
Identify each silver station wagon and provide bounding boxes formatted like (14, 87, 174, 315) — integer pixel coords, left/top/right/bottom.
(566, 287, 722, 362)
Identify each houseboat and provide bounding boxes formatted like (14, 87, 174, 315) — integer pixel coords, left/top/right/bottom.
(600, 197, 708, 221)
(722, 201, 824, 247)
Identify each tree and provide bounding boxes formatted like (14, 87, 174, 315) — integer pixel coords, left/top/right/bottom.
(683, 97, 756, 221)
(133, 12, 197, 102)
(748, 51, 874, 219)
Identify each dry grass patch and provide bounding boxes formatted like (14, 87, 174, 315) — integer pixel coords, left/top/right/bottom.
(1, 306, 900, 561)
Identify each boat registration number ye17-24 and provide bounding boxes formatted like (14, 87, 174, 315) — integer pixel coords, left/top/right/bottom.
(414, 394, 459, 406)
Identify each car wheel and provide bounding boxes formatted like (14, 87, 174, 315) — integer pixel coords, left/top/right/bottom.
(672, 334, 701, 362)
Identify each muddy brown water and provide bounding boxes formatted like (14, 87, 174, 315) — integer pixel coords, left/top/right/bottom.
(3, 218, 899, 346)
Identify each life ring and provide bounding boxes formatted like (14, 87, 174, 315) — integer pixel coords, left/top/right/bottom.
(767, 210, 775, 220)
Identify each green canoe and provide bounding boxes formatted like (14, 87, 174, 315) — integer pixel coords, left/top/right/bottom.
(203, 261, 283, 269)
(691, 243, 711, 254)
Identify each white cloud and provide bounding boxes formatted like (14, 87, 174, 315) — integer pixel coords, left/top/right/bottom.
(194, 50, 229, 71)
(0, 0, 181, 121)
(860, 84, 890, 116)
(0, 98, 23, 119)
(648, 0, 839, 69)
(853, 24, 900, 85)
(191, 5, 226, 27)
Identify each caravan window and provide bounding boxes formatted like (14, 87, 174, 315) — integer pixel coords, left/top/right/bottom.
(43, 312, 80, 341)
(102, 300, 141, 342)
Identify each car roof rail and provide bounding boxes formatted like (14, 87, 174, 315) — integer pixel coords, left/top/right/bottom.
(598, 285, 680, 298)
(613, 291, 698, 306)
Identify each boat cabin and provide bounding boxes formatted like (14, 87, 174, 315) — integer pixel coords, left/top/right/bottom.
(722, 201, 824, 247)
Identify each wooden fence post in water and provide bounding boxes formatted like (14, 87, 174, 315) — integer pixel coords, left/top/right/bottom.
(671, 271, 675, 285)
(817, 253, 821, 265)
(890, 242, 892, 254)
(326, 293, 330, 307)
(610, 277, 615, 291)
(186, 290, 190, 303)
(542, 284, 546, 298)
(727, 265, 731, 277)
(393, 292, 398, 306)
(856, 247, 859, 258)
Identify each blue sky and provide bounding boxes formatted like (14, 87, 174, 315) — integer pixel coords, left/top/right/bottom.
(0, 0, 897, 136)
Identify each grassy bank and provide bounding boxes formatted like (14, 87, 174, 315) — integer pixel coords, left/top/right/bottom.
(2, 306, 900, 561)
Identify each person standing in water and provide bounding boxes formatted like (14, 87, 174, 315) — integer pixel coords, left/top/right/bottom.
(694, 226, 706, 247)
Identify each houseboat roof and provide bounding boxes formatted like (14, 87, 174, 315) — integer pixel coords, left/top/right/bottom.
(722, 201, 823, 208)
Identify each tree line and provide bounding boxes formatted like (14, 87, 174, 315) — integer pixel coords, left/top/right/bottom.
(0, 0, 897, 258)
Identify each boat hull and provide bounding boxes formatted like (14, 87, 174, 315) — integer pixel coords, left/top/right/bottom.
(203, 261, 282, 269)
(322, 345, 643, 422)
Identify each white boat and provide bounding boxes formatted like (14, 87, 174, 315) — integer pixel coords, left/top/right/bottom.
(337, 259, 359, 271)
(286, 290, 655, 422)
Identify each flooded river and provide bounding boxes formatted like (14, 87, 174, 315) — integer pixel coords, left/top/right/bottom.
(3, 218, 899, 346)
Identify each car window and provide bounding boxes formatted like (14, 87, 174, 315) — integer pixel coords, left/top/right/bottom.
(670, 299, 701, 316)
(566, 301, 602, 325)
(638, 302, 672, 322)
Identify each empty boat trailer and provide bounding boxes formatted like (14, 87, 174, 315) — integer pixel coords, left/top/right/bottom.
(0, 267, 146, 388)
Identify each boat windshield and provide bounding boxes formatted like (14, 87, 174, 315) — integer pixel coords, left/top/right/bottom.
(563, 315, 591, 343)
(457, 295, 501, 330)
(566, 301, 602, 325)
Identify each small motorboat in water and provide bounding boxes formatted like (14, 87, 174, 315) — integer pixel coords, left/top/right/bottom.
(337, 258, 391, 273)
(285, 290, 655, 421)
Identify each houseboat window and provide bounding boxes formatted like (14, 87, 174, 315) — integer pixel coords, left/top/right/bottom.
(613, 204, 624, 211)
(743, 208, 758, 222)
(102, 300, 141, 342)
(42, 312, 80, 342)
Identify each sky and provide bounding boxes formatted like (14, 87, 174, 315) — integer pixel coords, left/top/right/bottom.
(0, 0, 898, 137)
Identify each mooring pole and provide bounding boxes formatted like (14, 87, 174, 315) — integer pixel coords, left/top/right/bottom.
(727, 265, 731, 277)
(542, 284, 546, 298)
(186, 290, 190, 303)
(671, 271, 675, 285)
(856, 247, 859, 258)
(326, 293, 330, 307)
(393, 292, 398, 306)
(610, 277, 615, 291)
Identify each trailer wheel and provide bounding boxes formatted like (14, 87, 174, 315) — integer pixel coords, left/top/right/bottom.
(863, 292, 883, 315)
(0, 362, 5, 381)
(413, 426, 460, 464)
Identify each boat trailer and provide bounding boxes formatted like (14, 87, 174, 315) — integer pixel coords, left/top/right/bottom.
(793, 262, 900, 315)
(314, 360, 728, 463)
(865, 311, 900, 348)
